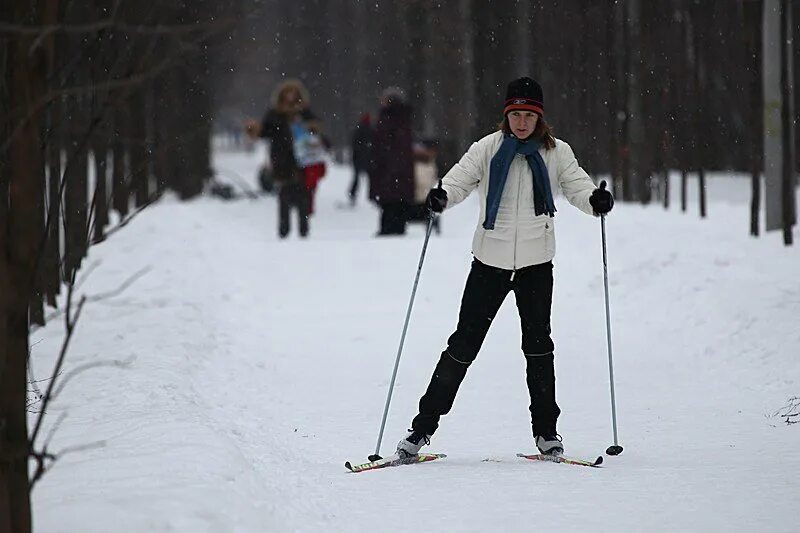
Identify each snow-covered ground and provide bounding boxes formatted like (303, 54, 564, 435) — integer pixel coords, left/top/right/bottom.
(31, 148, 800, 532)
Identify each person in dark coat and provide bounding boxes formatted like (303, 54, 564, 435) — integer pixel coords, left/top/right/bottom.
(349, 112, 374, 206)
(370, 87, 414, 236)
(245, 79, 318, 238)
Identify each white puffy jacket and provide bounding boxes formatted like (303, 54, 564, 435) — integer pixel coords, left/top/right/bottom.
(441, 130, 597, 270)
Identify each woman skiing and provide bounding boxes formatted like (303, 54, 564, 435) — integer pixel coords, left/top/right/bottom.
(396, 77, 614, 457)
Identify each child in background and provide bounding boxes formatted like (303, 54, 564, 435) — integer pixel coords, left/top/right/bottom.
(291, 117, 329, 215)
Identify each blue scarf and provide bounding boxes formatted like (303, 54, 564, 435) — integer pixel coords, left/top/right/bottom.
(483, 135, 556, 230)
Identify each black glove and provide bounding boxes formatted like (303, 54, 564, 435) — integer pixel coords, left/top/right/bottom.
(426, 185, 448, 213)
(589, 180, 614, 215)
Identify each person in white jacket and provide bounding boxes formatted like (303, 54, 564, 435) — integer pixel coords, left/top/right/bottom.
(396, 77, 614, 458)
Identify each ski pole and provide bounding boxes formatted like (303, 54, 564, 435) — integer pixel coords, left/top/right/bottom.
(370, 210, 437, 461)
(598, 180, 623, 456)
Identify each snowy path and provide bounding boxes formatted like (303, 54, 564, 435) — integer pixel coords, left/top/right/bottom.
(32, 151, 800, 532)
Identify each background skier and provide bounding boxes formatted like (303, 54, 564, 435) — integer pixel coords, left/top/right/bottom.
(396, 77, 614, 458)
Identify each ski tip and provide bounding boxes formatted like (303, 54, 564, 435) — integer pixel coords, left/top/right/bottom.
(344, 461, 354, 471)
(594, 456, 604, 466)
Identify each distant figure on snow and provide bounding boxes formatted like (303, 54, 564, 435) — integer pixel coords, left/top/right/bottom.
(245, 79, 326, 239)
(407, 138, 440, 233)
(369, 87, 414, 236)
(291, 111, 329, 216)
(349, 112, 374, 206)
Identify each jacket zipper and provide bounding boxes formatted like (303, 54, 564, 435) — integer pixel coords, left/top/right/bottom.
(511, 155, 523, 281)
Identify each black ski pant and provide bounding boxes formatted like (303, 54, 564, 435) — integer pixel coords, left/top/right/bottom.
(349, 165, 369, 202)
(278, 182, 309, 238)
(378, 201, 408, 235)
(411, 259, 560, 437)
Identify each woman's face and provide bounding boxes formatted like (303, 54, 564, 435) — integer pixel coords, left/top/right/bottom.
(508, 110, 539, 140)
(280, 89, 302, 110)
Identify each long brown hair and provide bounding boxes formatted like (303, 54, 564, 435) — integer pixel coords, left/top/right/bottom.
(498, 115, 556, 150)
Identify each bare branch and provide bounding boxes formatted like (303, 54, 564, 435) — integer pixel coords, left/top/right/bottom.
(75, 260, 102, 291)
(91, 194, 160, 245)
(29, 439, 106, 490)
(42, 412, 68, 452)
(87, 268, 151, 302)
(54, 440, 106, 459)
(27, 449, 57, 489)
(29, 283, 86, 447)
(51, 357, 133, 401)
(28, 0, 124, 56)
(40, 265, 151, 324)
(0, 17, 236, 38)
(2, 22, 225, 154)
(776, 397, 800, 425)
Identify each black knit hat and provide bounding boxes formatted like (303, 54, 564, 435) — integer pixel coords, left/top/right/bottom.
(504, 77, 544, 116)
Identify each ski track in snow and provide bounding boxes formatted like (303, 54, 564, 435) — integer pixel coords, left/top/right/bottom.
(31, 150, 800, 532)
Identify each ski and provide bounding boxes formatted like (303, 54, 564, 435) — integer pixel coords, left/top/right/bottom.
(517, 452, 603, 468)
(345, 453, 446, 473)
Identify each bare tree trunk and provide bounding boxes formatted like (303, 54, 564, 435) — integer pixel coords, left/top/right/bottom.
(0, 1, 54, 524)
(112, 102, 129, 218)
(130, 90, 150, 207)
(752, 164, 761, 236)
(45, 99, 63, 306)
(796, 0, 800, 177)
(747, 0, 763, 237)
(415, 0, 478, 171)
(627, 0, 648, 203)
(28, 156, 46, 327)
(352, 1, 370, 110)
(698, 169, 707, 218)
(29, 105, 47, 326)
(576, 5, 593, 171)
(780, 0, 795, 244)
(457, 0, 477, 147)
(92, 131, 109, 242)
(90, 54, 112, 241)
(607, 0, 621, 197)
(515, 0, 532, 74)
(404, 3, 429, 135)
(681, 169, 688, 212)
(184, 48, 213, 198)
(63, 95, 89, 280)
(691, 3, 708, 218)
(151, 81, 169, 195)
(0, 24, 12, 533)
(619, 0, 632, 201)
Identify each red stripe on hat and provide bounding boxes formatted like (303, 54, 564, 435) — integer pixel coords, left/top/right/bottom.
(504, 103, 544, 115)
(504, 97, 543, 108)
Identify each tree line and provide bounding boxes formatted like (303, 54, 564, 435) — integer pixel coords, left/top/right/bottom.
(1, 1, 235, 530)
(1, 1, 798, 531)
(221, 0, 798, 215)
